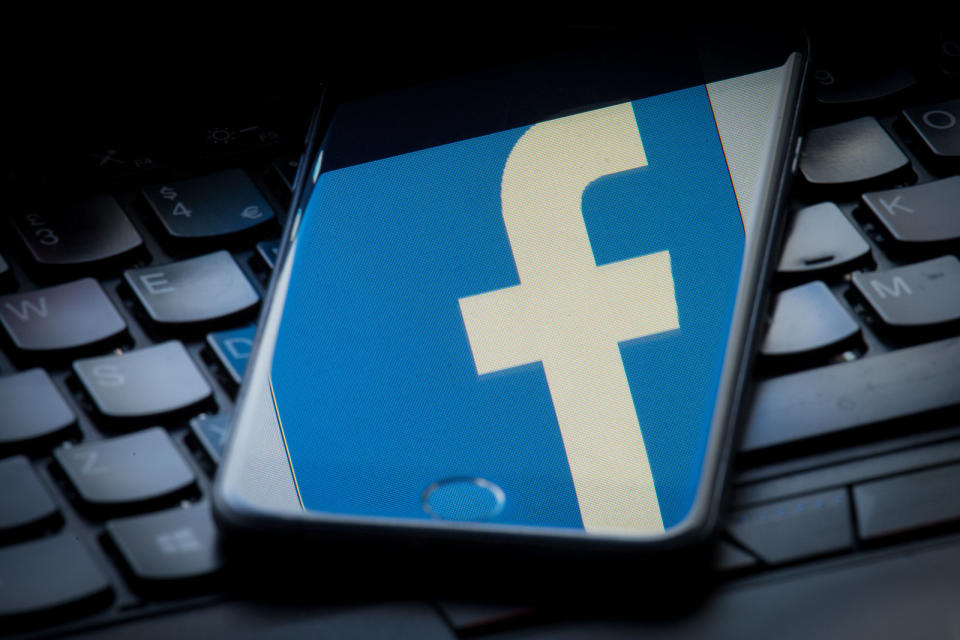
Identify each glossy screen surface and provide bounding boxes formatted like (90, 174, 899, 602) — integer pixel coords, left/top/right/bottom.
(270, 63, 789, 535)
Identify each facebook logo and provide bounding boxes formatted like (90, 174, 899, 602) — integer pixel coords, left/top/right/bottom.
(273, 85, 744, 533)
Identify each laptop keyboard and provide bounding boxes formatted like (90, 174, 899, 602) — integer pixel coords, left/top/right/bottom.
(1, 31, 959, 638)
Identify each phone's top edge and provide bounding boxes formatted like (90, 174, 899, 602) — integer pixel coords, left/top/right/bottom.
(317, 29, 806, 174)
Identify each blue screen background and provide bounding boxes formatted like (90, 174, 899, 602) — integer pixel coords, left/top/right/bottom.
(271, 85, 743, 530)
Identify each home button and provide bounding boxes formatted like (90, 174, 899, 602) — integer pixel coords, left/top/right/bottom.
(422, 477, 505, 521)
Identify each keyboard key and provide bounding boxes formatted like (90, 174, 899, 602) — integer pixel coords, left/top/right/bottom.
(0, 279, 126, 355)
(903, 99, 960, 159)
(800, 117, 909, 186)
(777, 202, 871, 276)
(853, 256, 960, 329)
(13, 196, 142, 272)
(206, 324, 256, 388)
(814, 62, 915, 106)
(143, 169, 275, 239)
(272, 155, 300, 191)
(862, 176, 960, 246)
(0, 368, 75, 451)
(0, 250, 13, 291)
(742, 337, 960, 454)
(54, 428, 196, 513)
(761, 281, 860, 359)
(727, 489, 853, 565)
(854, 463, 960, 541)
(0, 534, 112, 620)
(124, 251, 259, 326)
(934, 33, 960, 76)
(106, 503, 221, 585)
(436, 602, 538, 635)
(73, 341, 213, 420)
(189, 414, 232, 465)
(256, 239, 280, 270)
(0, 456, 60, 539)
(714, 541, 759, 572)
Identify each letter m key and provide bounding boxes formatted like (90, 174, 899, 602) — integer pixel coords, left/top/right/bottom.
(871, 276, 912, 299)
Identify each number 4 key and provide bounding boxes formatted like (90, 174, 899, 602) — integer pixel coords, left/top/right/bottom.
(143, 169, 274, 239)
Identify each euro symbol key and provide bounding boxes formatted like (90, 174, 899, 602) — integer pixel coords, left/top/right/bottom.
(458, 103, 679, 534)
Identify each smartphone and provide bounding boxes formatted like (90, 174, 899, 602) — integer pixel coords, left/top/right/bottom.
(215, 28, 807, 584)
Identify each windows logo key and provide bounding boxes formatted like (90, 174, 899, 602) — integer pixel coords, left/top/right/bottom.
(271, 74, 779, 534)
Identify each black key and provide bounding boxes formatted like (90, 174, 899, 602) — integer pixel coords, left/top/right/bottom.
(814, 63, 915, 106)
(256, 239, 280, 270)
(862, 176, 960, 246)
(854, 463, 960, 541)
(714, 541, 759, 572)
(853, 256, 960, 329)
(935, 33, 960, 75)
(124, 251, 259, 326)
(903, 99, 960, 159)
(54, 427, 196, 513)
(106, 503, 221, 585)
(206, 324, 255, 388)
(143, 169, 275, 239)
(73, 341, 213, 420)
(436, 602, 538, 635)
(727, 489, 853, 565)
(13, 196, 142, 272)
(82, 147, 163, 181)
(0, 456, 60, 540)
(761, 281, 860, 359)
(742, 337, 960, 454)
(272, 155, 300, 191)
(0, 535, 112, 621)
(195, 122, 283, 156)
(777, 202, 871, 276)
(800, 117, 909, 186)
(0, 368, 75, 451)
(189, 414, 232, 465)
(0, 278, 126, 355)
(0, 250, 13, 291)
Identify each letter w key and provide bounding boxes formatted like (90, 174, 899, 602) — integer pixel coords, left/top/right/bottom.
(459, 103, 679, 534)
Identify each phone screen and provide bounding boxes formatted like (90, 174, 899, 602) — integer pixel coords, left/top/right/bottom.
(267, 42, 798, 536)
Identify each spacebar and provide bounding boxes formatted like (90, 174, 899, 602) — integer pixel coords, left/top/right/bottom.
(742, 337, 960, 454)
